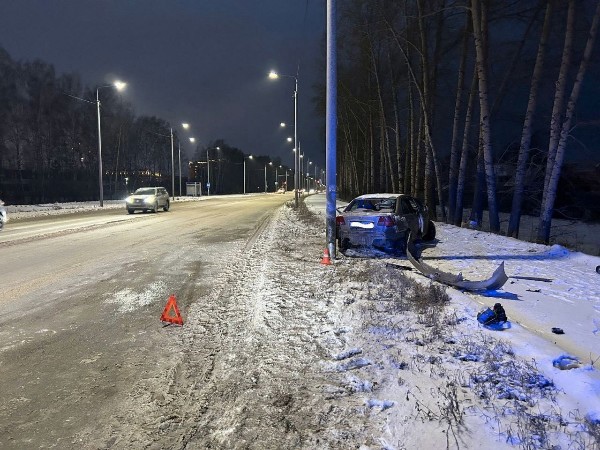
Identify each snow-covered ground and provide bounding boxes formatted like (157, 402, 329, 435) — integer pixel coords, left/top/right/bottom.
(3, 194, 600, 448)
(305, 194, 600, 448)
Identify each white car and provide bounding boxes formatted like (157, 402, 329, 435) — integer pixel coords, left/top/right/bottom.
(0, 199, 7, 230)
(126, 187, 170, 214)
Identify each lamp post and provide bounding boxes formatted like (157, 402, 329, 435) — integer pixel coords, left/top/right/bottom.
(264, 161, 272, 193)
(180, 123, 190, 197)
(269, 70, 299, 207)
(244, 155, 253, 194)
(96, 80, 126, 206)
(207, 146, 220, 196)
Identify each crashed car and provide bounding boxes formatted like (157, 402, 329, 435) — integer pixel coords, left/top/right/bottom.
(336, 193, 436, 253)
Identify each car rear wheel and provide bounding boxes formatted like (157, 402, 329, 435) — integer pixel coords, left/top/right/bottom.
(338, 237, 350, 254)
(422, 220, 436, 241)
(163, 201, 170, 212)
(127, 209, 134, 214)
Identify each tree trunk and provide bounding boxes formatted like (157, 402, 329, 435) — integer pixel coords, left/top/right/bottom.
(507, 0, 553, 238)
(541, 0, 575, 214)
(386, 45, 403, 193)
(537, 0, 600, 243)
(455, 66, 479, 227)
(448, 12, 471, 224)
(471, 0, 500, 232)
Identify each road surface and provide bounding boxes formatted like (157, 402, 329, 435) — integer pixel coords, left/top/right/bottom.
(1, 194, 329, 449)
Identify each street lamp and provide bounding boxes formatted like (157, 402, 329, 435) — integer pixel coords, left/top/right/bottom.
(207, 146, 220, 196)
(269, 69, 299, 207)
(96, 80, 126, 206)
(244, 155, 253, 194)
(265, 161, 272, 193)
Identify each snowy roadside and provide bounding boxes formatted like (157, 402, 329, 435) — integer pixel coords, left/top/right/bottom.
(4, 194, 599, 448)
(302, 194, 600, 449)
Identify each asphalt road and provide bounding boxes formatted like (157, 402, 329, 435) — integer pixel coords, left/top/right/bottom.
(0, 194, 292, 449)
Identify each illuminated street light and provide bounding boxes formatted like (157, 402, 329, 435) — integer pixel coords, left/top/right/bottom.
(96, 80, 126, 206)
(280, 122, 286, 128)
(264, 161, 273, 193)
(207, 146, 220, 196)
(189, 137, 195, 143)
(244, 155, 253, 194)
(268, 69, 299, 207)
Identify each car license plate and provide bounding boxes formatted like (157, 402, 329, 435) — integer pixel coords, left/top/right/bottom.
(350, 221, 374, 229)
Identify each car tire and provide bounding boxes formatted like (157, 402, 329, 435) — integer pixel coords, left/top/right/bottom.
(422, 220, 436, 241)
(163, 201, 169, 212)
(338, 237, 350, 254)
(127, 209, 134, 214)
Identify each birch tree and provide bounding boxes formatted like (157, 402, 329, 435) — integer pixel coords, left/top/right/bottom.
(470, 0, 500, 232)
(507, 0, 554, 238)
(537, 0, 600, 243)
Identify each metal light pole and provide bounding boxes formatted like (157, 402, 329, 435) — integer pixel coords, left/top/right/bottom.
(170, 128, 175, 199)
(244, 155, 253, 194)
(207, 148, 210, 196)
(95, 81, 126, 207)
(269, 70, 299, 207)
(96, 89, 103, 207)
(326, 0, 338, 258)
(178, 141, 182, 197)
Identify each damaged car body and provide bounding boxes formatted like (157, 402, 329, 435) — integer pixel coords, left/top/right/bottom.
(336, 193, 436, 254)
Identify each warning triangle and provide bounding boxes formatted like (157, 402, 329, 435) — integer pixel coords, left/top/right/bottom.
(160, 295, 184, 326)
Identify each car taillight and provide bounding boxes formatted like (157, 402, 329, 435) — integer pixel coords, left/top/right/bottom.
(336, 216, 345, 225)
(377, 216, 395, 227)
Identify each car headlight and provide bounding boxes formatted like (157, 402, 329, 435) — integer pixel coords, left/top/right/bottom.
(144, 196, 156, 204)
(125, 196, 134, 204)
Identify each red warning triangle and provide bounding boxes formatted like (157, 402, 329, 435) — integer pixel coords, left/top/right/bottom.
(160, 295, 184, 326)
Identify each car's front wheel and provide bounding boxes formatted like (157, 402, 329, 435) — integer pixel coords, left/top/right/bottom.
(163, 201, 170, 212)
(127, 208, 134, 215)
(422, 220, 436, 241)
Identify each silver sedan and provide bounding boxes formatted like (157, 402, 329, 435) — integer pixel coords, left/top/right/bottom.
(336, 193, 436, 253)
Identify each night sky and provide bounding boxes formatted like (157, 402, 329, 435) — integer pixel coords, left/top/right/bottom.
(0, 0, 326, 168)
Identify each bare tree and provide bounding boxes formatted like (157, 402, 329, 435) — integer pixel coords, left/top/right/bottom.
(507, 0, 554, 238)
(448, 11, 472, 225)
(537, 0, 600, 243)
(470, 0, 500, 232)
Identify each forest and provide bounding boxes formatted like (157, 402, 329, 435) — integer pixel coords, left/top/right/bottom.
(0, 45, 290, 204)
(331, 0, 600, 244)
(1, 0, 600, 245)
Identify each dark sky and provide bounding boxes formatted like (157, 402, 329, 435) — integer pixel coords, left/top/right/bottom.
(0, 0, 326, 169)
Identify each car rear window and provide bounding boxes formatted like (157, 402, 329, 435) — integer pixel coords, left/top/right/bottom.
(348, 197, 396, 211)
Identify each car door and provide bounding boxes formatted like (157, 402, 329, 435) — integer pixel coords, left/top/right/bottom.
(158, 188, 168, 206)
(397, 196, 420, 237)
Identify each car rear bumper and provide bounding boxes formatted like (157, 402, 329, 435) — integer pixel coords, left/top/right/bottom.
(339, 228, 406, 249)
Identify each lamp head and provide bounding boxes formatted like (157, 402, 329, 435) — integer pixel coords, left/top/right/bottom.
(268, 70, 279, 80)
(182, 123, 190, 129)
(189, 137, 196, 143)
(114, 80, 127, 91)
